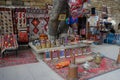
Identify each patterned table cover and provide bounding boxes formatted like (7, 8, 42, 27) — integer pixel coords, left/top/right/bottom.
(0, 34, 18, 54)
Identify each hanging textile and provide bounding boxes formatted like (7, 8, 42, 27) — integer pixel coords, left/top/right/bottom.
(28, 17, 49, 40)
(69, 0, 90, 17)
(26, 8, 49, 40)
(14, 8, 27, 30)
(0, 8, 13, 35)
(26, 8, 48, 18)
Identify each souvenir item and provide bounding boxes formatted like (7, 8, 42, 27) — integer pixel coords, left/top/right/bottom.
(44, 51, 51, 60)
(52, 50, 59, 59)
(60, 49, 65, 58)
(65, 49, 71, 58)
(46, 40, 51, 48)
(41, 40, 46, 48)
(56, 60, 70, 69)
(94, 53, 102, 65)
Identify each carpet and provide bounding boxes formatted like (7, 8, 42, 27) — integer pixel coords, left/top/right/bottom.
(0, 8, 14, 35)
(0, 49, 38, 68)
(29, 17, 48, 40)
(44, 55, 120, 80)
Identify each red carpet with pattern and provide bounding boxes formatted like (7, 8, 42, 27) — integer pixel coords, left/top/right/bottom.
(0, 49, 38, 68)
(44, 56, 120, 80)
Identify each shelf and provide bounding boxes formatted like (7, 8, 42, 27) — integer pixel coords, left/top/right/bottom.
(29, 42, 90, 54)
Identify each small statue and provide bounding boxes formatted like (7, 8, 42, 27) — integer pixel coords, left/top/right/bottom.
(83, 61, 90, 70)
(94, 52, 102, 65)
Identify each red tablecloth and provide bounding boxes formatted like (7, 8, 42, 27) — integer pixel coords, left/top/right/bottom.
(0, 34, 18, 54)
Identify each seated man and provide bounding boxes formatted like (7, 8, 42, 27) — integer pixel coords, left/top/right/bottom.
(1, 34, 18, 58)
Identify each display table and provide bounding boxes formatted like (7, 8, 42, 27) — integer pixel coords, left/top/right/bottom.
(29, 42, 90, 54)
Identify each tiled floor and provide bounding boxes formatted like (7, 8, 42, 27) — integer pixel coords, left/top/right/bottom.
(0, 44, 120, 80)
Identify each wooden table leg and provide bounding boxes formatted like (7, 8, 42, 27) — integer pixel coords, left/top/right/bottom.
(2, 51, 5, 58)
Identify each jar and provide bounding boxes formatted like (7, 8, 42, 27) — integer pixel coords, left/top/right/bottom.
(51, 40, 55, 48)
(94, 53, 102, 65)
(46, 40, 51, 48)
(41, 40, 46, 48)
(56, 39, 60, 47)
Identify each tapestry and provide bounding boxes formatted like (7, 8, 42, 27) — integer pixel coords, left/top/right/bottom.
(26, 8, 48, 18)
(0, 49, 38, 68)
(0, 8, 13, 35)
(28, 17, 49, 40)
(44, 55, 120, 80)
(14, 8, 27, 30)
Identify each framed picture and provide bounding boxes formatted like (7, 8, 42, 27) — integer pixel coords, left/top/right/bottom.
(58, 14, 66, 21)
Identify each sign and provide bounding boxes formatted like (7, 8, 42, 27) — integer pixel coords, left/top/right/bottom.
(58, 14, 66, 21)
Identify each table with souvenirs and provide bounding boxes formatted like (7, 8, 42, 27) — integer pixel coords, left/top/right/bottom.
(29, 37, 94, 60)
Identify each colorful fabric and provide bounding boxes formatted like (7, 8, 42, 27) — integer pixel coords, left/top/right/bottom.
(69, 0, 90, 17)
(16, 11, 27, 29)
(18, 31, 29, 42)
(44, 56, 120, 80)
(1, 34, 18, 54)
(29, 17, 49, 40)
(26, 8, 48, 18)
(0, 8, 13, 35)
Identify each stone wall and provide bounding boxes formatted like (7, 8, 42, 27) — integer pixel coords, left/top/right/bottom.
(91, 0, 120, 32)
(0, 0, 53, 9)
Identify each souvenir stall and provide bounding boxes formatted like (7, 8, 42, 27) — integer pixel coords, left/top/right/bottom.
(0, 0, 120, 80)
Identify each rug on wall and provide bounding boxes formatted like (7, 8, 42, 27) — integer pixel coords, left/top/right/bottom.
(0, 49, 38, 68)
(44, 55, 120, 80)
(29, 17, 48, 40)
(14, 8, 27, 30)
(0, 8, 14, 35)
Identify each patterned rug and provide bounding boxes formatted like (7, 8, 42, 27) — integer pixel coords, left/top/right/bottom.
(29, 17, 48, 40)
(0, 49, 38, 68)
(44, 55, 120, 80)
(0, 8, 14, 35)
